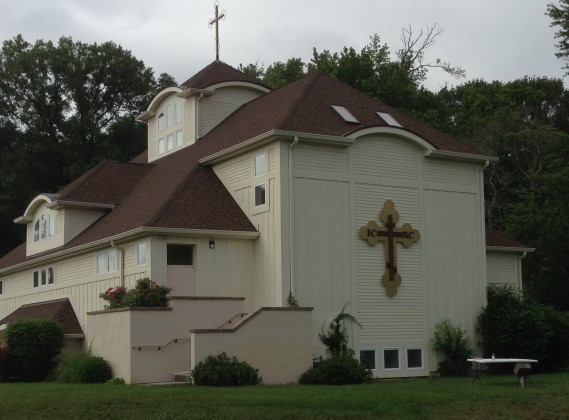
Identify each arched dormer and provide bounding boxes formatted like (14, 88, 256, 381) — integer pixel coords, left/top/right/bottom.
(137, 62, 270, 163)
(14, 194, 63, 257)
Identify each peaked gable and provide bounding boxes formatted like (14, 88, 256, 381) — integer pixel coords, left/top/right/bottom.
(181, 60, 268, 89)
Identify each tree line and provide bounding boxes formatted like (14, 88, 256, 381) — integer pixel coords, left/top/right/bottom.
(1, 2, 568, 310)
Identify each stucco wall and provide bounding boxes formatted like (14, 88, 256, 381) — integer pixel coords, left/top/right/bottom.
(86, 297, 245, 383)
(191, 308, 313, 384)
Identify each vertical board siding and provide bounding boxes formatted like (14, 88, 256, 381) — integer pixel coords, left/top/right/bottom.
(293, 145, 349, 178)
(422, 189, 485, 343)
(212, 144, 281, 309)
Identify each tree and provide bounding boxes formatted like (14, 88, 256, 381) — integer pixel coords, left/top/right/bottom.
(264, 58, 306, 89)
(0, 35, 175, 255)
(547, 0, 569, 74)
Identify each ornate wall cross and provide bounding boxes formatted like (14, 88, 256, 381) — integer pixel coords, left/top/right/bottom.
(358, 200, 420, 297)
(209, 2, 226, 60)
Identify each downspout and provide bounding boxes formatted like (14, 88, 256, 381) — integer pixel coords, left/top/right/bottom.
(111, 240, 125, 287)
(288, 136, 299, 298)
(482, 160, 490, 171)
(196, 93, 204, 140)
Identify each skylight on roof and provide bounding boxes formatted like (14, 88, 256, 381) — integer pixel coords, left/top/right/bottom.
(377, 112, 402, 127)
(332, 105, 360, 124)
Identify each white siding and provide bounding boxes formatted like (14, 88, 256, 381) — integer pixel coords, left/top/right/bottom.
(199, 87, 263, 137)
(64, 208, 106, 244)
(486, 252, 522, 288)
(26, 203, 63, 257)
(0, 239, 149, 332)
(289, 133, 485, 377)
(213, 144, 282, 310)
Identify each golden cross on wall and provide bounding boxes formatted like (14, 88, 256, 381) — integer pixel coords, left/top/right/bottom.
(209, 2, 225, 60)
(358, 200, 420, 297)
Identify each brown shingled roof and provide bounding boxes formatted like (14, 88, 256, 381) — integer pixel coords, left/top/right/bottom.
(0, 62, 498, 272)
(181, 60, 268, 90)
(57, 160, 153, 205)
(486, 226, 530, 249)
(197, 71, 484, 156)
(0, 298, 83, 335)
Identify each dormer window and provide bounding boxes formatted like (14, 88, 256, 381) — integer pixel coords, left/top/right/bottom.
(157, 102, 184, 155)
(34, 213, 55, 242)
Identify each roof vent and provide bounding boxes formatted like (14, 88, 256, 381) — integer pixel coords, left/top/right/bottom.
(377, 112, 402, 127)
(332, 105, 360, 124)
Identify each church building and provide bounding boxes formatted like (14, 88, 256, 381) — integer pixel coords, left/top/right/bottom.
(0, 60, 532, 383)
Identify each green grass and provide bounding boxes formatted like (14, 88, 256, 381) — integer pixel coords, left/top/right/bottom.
(0, 373, 568, 419)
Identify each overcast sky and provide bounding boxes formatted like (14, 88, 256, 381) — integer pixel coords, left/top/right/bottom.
(0, 0, 566, 91)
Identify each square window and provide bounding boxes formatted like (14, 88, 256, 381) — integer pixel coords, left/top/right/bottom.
(407, 348, 423, 369)
(360, 350, 376, 370)
(33, 271, 39, 288)
(41, 269, 47, 286)
(255, 183, 266, 207)
(167, 244, 194, 266)
(254, 153, 267, 176)
(96, 254, 106, 274)
(0, 280, 3, 295)
(137, 242, 147, 266)
(158, 138, 165, 154)
(175, 130, 183, 147)
(108, 251, 117, 273)
(167, 134, 174, 151)
(47, 267, 54, 285)
(384, 349, 400, 370)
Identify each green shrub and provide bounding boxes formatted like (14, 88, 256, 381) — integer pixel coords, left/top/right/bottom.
(479, 285, 569, 372)
(299, 354, 372, 385)
(57, 352, 112, 383)
(5, 319, 64, 381)
(432, 318, 473, 376)
(191, 352, 261, 386)
(319, 303, 361, 357)
(105, 377, 126, 385)
(0, 345, 15, 382)
(101, 278, 171, 309)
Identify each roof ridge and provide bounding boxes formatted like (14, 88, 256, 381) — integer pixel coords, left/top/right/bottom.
(278, 71, 322, 129)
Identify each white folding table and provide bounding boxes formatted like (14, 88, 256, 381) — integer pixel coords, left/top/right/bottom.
(467, 358, 538, 387)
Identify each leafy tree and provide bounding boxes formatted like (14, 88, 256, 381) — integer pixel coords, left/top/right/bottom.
(0, 35, 174, 255)
(547, 0, 569, 74)
(264, 58, 306, 89)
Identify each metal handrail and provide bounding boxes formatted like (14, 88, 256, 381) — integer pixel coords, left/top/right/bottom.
(132, 337, 191, 351)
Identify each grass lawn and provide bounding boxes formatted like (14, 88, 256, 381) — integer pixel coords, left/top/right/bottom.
(0, 373, 568, 419)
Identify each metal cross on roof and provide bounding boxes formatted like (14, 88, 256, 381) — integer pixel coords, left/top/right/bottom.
(209, 2, 226, 61)
(359, 200, 421, 297)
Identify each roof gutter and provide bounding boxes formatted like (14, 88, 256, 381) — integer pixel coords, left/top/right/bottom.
(486, 246, 535, 254)
(0, 227, 260, 276)
(426, 150, 498, 163)
(199, 130, 354, 165)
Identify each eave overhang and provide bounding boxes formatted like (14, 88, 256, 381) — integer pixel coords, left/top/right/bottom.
(199, 130, 354, 166)
(0, 227, 260, 276)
